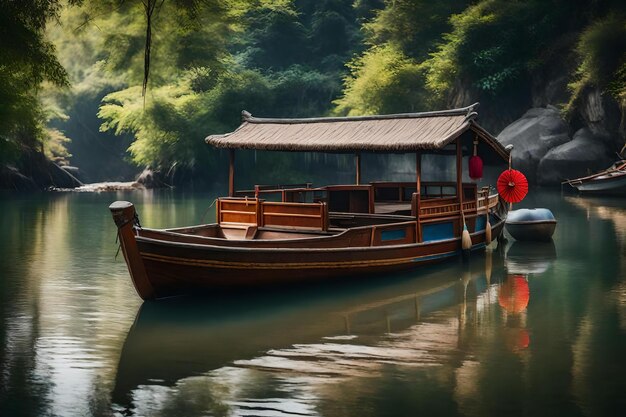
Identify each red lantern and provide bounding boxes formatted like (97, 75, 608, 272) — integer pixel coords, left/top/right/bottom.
(469, 139, 483, 180)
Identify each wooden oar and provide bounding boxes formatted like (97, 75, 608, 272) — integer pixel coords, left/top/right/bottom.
(461, 211, 472, 251)
(485, 211, 492, 245)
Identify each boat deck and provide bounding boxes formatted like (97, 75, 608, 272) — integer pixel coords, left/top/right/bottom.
(374, 202, 411, 214)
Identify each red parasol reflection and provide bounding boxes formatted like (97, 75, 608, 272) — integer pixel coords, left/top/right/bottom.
(498, 274, 530, 314)
(504, 328, 530, 351)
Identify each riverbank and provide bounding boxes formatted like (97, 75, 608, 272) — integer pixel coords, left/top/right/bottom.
(0, 150, 82, 191)
(0, 157, 165, 192)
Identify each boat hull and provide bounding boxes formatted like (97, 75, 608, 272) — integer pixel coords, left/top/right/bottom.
(505, 221, 556, 242)
(505, 208, 557, 242)
(135, 229, 499, 298)
(111, 202, 505, 300)
(567, 162, 626, 195)
(573, 173, 626, 195)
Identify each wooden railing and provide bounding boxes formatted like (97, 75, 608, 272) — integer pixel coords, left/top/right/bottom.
(217, 198, 328, 231)
(412, 191, 496, 220)
(217, 198, 261, 226)
(226, 182, 495, 224)
(235, 183, 314, 202)
(235, 183, 313, 195)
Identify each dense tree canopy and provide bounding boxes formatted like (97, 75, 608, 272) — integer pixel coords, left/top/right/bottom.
(0, 0, 75, 165)
(1, 0, 625, 186)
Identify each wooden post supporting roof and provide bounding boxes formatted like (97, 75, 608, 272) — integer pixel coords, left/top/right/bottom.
(228, 149, 235, 197)
(415, 152, 421, 196)
(415, 152, 422, 242)
(456, 138, 463, 236)
(355, 153, 361, 185)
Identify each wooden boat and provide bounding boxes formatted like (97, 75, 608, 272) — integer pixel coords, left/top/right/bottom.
(110, 103, 512, 300)
(505, 208, 556, 242)
(564, 160, 626, 195)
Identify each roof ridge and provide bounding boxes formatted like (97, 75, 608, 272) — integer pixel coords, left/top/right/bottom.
(241, 103, 480, 124)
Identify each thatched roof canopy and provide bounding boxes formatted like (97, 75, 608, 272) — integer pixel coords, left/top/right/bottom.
(205, 103, 509, 160)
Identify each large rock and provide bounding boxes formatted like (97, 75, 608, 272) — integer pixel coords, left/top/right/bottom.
(0, 166, 37, 190)
(537, 128, 613, 184)
(1, 150, 83, 190)
(497, 107, 570, 183)
(60, 166, 84, 183)
(575, 86, 624, 151)
(136, 168, 169, 189)
(44, 161, 83, 189)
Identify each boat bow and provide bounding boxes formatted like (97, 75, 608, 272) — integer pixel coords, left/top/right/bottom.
(110, 201, 155, 300)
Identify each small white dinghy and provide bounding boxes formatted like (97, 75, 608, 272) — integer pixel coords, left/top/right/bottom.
(505, 208, 556, 242)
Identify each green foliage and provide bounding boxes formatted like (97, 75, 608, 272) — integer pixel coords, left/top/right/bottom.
(338, 0, 626, 124)
(237, 5, 307, 69)
(362, 0, 468, 60)
(335, 0, 469, 115)
(334, 43, 426, 115)
(566, 15, 626, 113)
(82, 0, 361, 178)
(98, 69, 271, 170)
(421, 0, 626, 104)
(0, 0, 74, 164)
(235, 0, 360, 72)
(422, 0, 546, 98)
(43, 128, 72, 163)
(8, 0, 625, 184)
(266, 66, 341, 116)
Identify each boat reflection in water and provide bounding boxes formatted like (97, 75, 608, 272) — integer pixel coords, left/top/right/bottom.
(111, 246, 557, 417)
(496, 241, 556, 353)
(505, 240, 557, 276)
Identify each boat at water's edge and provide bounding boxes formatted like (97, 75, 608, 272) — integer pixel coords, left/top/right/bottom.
(111, 199, 506, 299)
(564, 160, 626, 195)
(505, 208, 556, 242)
(110, 104, 512, 300)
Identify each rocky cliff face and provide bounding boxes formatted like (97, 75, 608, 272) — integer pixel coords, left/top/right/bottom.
(497, 107, 570, 184)
(495, 86, 623, 185)
(0, 150, 83, 190)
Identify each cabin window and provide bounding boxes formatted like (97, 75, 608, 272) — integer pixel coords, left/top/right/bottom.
(375, 187, 399, 201)
(422, 222, 454, 242)
(442, 186, 456, 196)
(381, 228, 407, 241)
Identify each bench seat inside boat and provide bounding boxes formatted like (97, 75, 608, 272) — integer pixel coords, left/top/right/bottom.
(166, 223, 343, 240)
(164, 211, 414, 241)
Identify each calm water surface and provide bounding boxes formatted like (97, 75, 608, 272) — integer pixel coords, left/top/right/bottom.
(1, 189, 625, 417)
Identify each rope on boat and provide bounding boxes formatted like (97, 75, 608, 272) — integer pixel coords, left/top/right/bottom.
(133, 212, 142, 228)
(200, 199, 218, 224)
(114, 233, 121, 260)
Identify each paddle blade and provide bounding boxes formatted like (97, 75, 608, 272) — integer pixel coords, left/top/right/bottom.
(462, 228, 472, 250)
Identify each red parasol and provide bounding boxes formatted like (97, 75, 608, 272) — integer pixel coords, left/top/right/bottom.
(497, 169, 528, 203)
